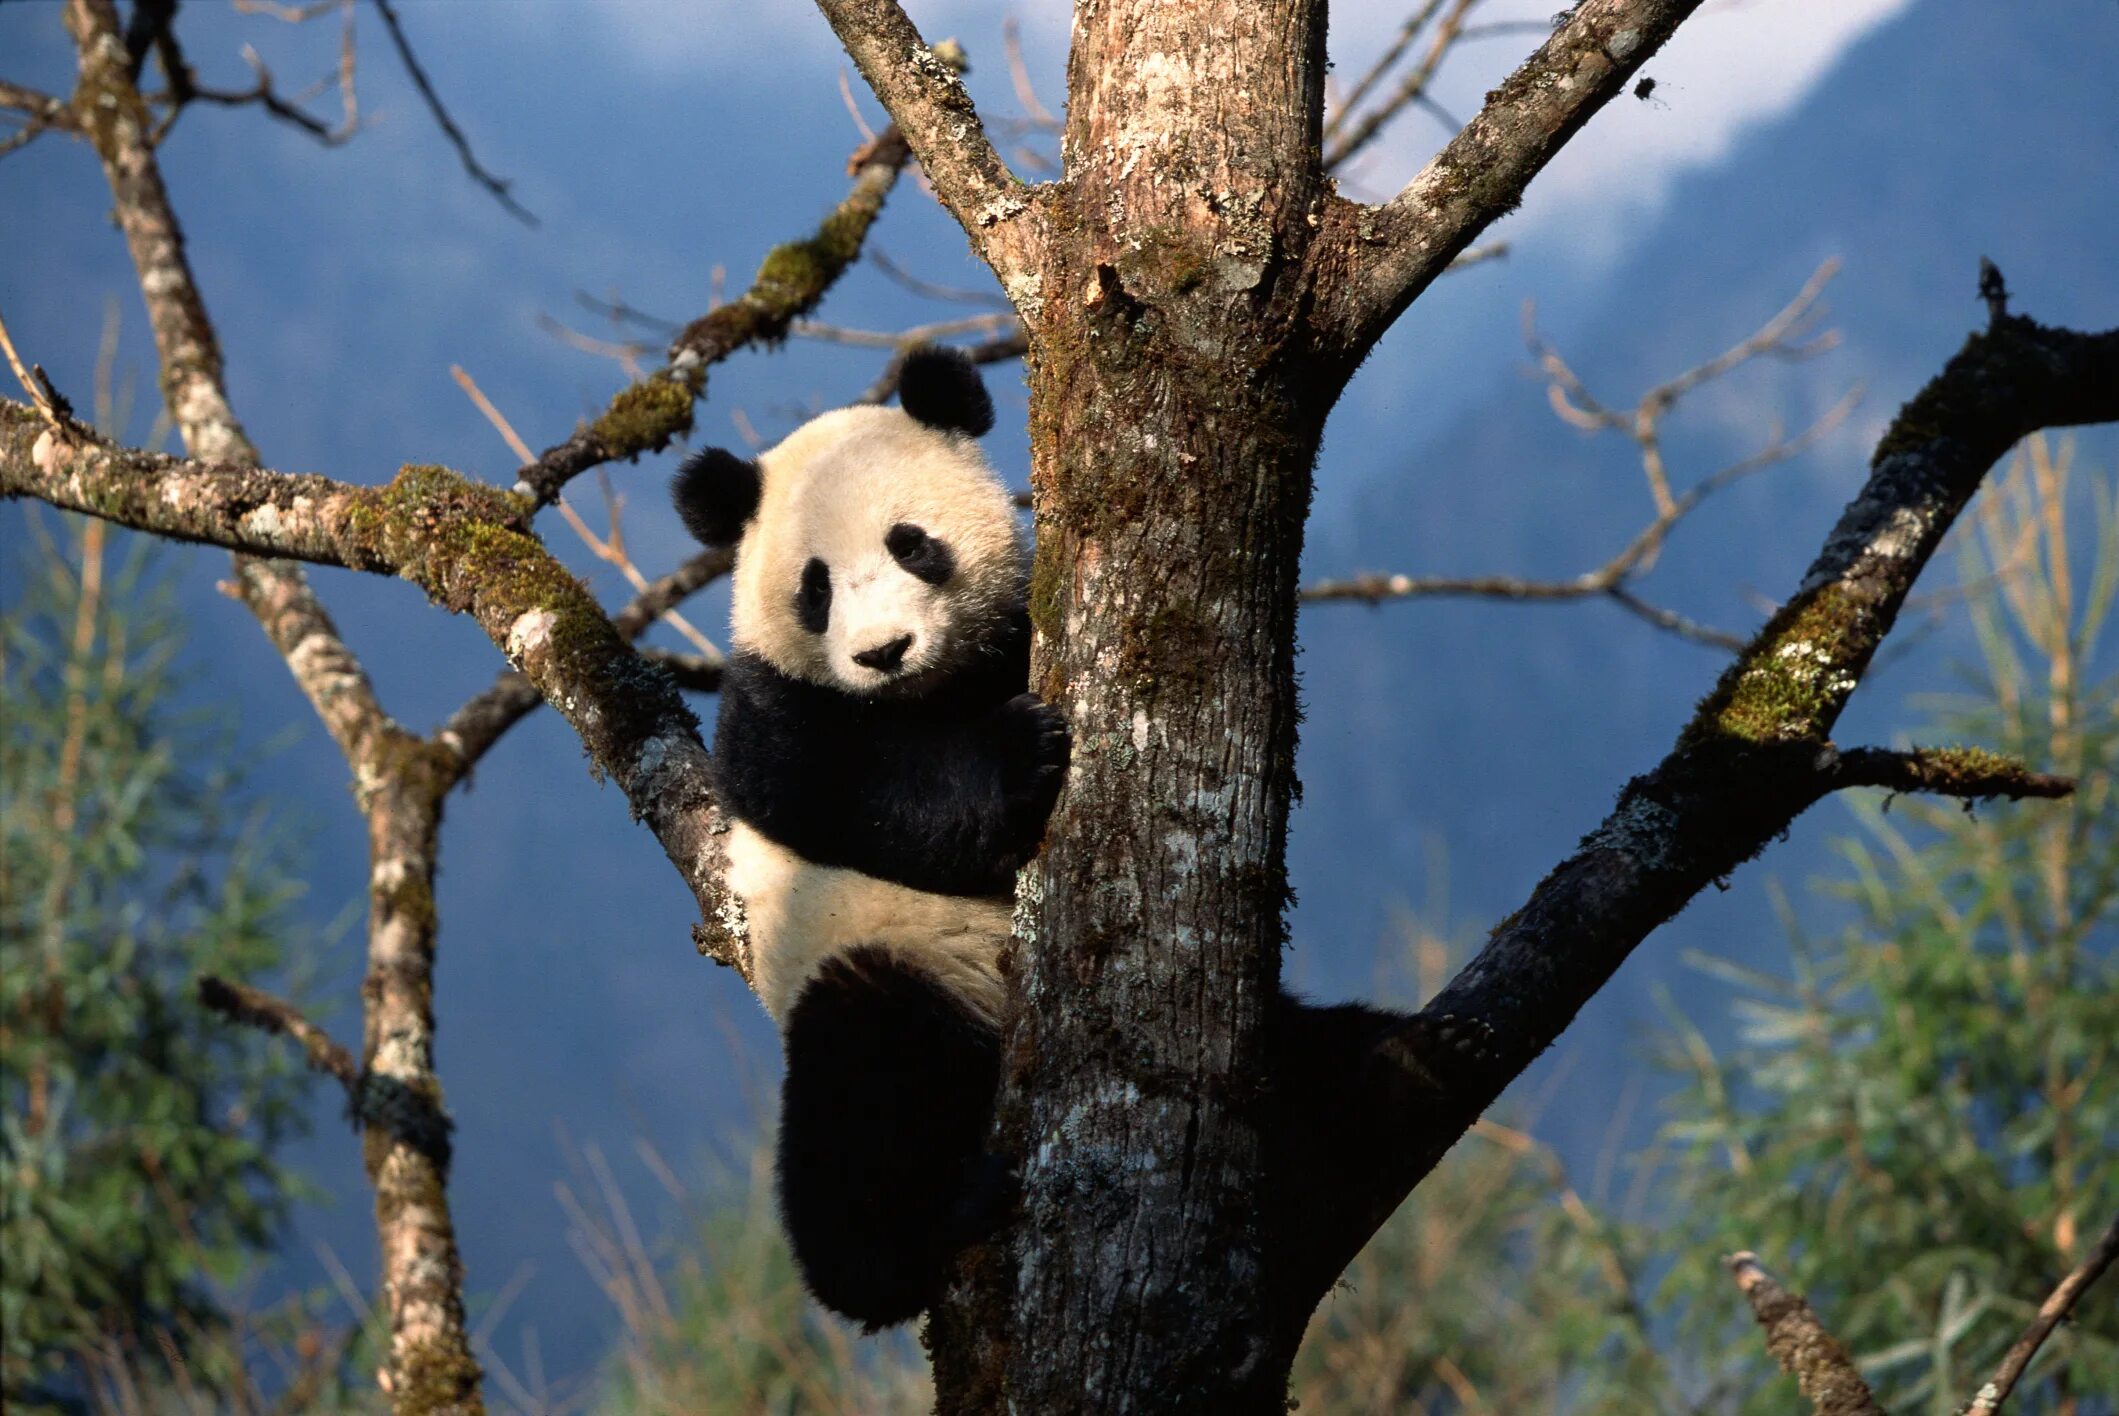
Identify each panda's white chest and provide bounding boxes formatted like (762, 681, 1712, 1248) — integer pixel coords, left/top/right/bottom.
(725, 821, 1014, 1026)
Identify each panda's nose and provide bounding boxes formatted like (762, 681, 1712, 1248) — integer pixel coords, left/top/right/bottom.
(853, 634, 915, 672)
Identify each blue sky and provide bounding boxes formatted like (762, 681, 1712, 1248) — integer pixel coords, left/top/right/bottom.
(4, 0, 2116, 1399)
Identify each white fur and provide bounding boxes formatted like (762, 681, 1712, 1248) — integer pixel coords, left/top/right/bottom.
(731, 406, 1021, 695)
(727, 823, 1012, 1026)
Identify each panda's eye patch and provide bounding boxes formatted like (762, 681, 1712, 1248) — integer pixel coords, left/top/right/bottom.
(795, 558, 832, 634)
(886, 523, 954, 586)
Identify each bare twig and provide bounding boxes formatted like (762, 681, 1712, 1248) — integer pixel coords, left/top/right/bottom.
(1324, 0, 1482, 171)
(0, 79, 82, 156)
(198, 975, 359, 1092)
(187, 29, 361, 147)
(792, 310, 1018, 348)
(1323, 0, 1449, 151)
(1960, 1210, 2119, 1414)
(866, 247, 1013, 308)
(1726, 1252, 1885, 1416)
(369, 0, 535, 224)
(1303, 269, 1857, 652)
(1001, 15, 1059, 131)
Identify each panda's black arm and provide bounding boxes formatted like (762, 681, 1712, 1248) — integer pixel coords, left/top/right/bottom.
(714, 655, 1067, 896)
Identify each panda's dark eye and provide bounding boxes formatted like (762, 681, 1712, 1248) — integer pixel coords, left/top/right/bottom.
(886, 523, 954, 587)
(794, 558, 832, 634)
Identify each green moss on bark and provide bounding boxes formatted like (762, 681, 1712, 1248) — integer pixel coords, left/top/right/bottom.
(588, 377, 696, 462)
(1682, 585, 1865, 749)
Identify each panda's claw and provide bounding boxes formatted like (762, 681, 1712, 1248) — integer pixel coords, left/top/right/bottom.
(996, 693, 1070, 844)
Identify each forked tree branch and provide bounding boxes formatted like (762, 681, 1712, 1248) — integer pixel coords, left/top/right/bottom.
(812, 0, 1046, 304)
(1727, 1252, 1885, 1416)
(1281, 289, 2119, 1316)
(1316, 0, 1705, 351)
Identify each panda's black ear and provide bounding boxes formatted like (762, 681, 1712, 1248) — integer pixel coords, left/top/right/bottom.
(897, 346, 995, 438)
(671, 447, 762, 546)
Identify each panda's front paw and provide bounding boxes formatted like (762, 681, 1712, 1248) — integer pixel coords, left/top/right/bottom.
(997, 692, 1070, 844)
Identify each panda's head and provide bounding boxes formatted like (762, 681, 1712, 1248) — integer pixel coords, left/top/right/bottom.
(672, 348, 1020, 697)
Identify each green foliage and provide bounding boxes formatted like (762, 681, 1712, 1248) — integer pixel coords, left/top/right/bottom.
(0, 517, 323, 1407)
(1653, 439, 2118, 1413)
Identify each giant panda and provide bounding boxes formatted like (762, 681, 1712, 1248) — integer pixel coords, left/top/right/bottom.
(673, 349, 1450, 1333)
(671, 348, 1066, 1329)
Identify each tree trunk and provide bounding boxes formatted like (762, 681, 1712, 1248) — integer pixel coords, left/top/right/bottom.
(930, 4, 1344, 1408)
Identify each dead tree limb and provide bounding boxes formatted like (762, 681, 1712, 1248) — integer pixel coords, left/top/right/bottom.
(55, 4, 483, 1405)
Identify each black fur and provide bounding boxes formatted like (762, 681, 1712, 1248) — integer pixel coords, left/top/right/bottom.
(886, 522, 955, 586)
(897, 346, 995, 437)
(795, 557, 832, 634)
(776, 945, 1007, 1331)
(713, 619, 1067, 897)
(671, 447, 762, 546)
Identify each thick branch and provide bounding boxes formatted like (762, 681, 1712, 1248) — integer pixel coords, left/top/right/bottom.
(1727, 1252, 1885, 1416)
(0, 410, 744, 973)
(812, 0, 1043, 300)
(1292, 295, 2119, 1312)
(514, 130, 912, 504)
(1317, 0, 1705, 350)
(198, 975, 359, 1092)
(1961, 1211, 2119, 1415)
(436, 547, 735, 778)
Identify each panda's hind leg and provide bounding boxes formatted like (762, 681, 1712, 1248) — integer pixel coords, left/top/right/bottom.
(776, 945, 1005, 1330)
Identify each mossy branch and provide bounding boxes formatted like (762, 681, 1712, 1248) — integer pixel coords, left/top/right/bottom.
(1727, 1252, 1885, 1416)
(1288, 283, 2119, 1313)
(513, 127, 913, 504)
(0, 405, 739, 950)
(1825, 745, 2074, 802)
